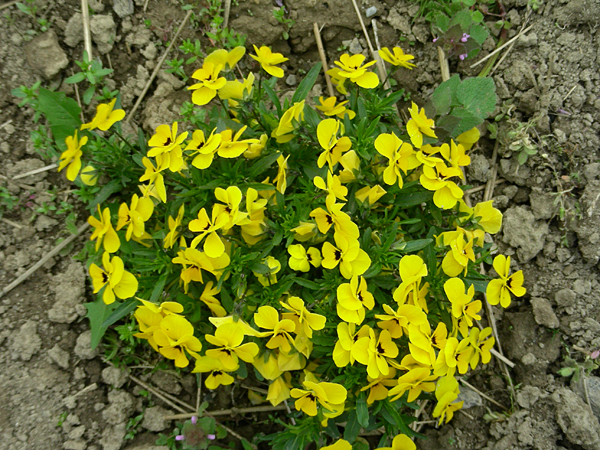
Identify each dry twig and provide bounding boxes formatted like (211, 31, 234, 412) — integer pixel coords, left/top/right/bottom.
(13, 163, 58, 180)
(129, 375, 194, 414)
(81, 0, 93, 61)
(350, 0, 386, 81)
(437, 47, 451, 82)
(223, 0, 232, 29)
(0, 0, 18, 11)
(126, 10, 193, 124)
(164, 404, 289, 420)
(0, 223, 90, 299)
(459, 378, 508, 410)
(470, 24, 533, 68)
(313, 22, 335, 97)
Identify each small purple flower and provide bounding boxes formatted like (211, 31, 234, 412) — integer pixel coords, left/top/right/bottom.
(175, 435, 185, 441)
(461, 33, 470, 42)
(433, 37, 438, 42)
(208, 434, 216, 440)
(592, 349, 600, 359)
(191, 416, 198, 425)
(459, 53, 467, 60)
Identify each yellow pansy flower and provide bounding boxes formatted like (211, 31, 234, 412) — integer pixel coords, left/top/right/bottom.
(290, 380, 347, 417)
(355, 185, 387, 206)
(316, 96, 356, 120)
(272, 101, 305, 143)
(388, 367, 437, 402)
(406, 102, 437, 148)
(379, 47, 416, 69)
(139, 155, 168, 203)
(250, 45, 288, 78)
(199, 281, 227, 317)
(486, 254, 526, 308)
(188, 61, 227, 105)
(81, 98, 125, 131)
(153, 314, 203, 368)
(253, 305, 295, 353)
(375, 434, 417, 450)
(188, 206, 228, 258)
(316, 118, 352, 170)
(163, 205, 185, 249)
(147, 122, 188, 172)
(88, 205, 121, 253)
(375, 132, 420, 188)
(352, 329, 399, 379)
(288, 244, 321, 272)
(332, 322, 371, 367)
(420, 162, 464, 209)
(273, 154, 289, 194)
(193, 356, 236, 389)
(205, 322, 259, 370)
(89, 252, 138, 305)
(204, 46, 245, 70)
(58, 130, 87, 181)
(360, 368, 397, 405)
(432, 375, 464, 425)
(116, 194, 154, 241)
(375, 303, 427, 339)
(336, 275, 374, 324)
(444, 278, 481, 327)
(333, 53, 379, 89)
(321, 439, 352, 450)
(314, 170, 348, 201)
(267, 375, 291, 406)
(280, 296, 326, 338)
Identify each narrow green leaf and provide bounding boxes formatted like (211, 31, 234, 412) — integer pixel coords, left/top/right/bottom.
(65, 72, 86, 84)
(401, 238, 433, 253)
(343, 410, 361, 442)
(101, 298, 138, 327)
(292, 62, 322, 103)
(88, 180, 122, 210)
(262, 80, 282, 116)
(149, 274, 168, 302)
(356, 394, 369, 427)
(394, 191, 434, 208)
(294, 278, 320, 290)
(248, 152, 281, 179)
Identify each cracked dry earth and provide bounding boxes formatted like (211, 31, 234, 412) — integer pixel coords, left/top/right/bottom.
(1, 0, 600, 449)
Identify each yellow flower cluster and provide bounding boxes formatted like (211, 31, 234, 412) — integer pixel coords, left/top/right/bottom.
(68, 44, 527, 447)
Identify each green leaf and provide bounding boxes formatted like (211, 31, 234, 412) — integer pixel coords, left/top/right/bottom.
(101, 298, 138, 328)
(356, 394, 369, 427)
(83, 85, 96, 105)
(393, 190, 434, 208)
(262, 80, 282, 116)
(343, 410, 361, 442)
(455, 77, 497, 120)
(248, 152, 281, 179)
(401, 238, 433, 253)
(292, 62, 322, 103)
(149, 274, 168, 302)
(450, 107, 483, 137)
(471, 10, 484, 24)
(431, 74, 460, 116)
(65, 72, 86, 84)
(37, 88, 81, 150)
(85, 298, 117, 349)
(449, 9, 472, 31)
(88, 180, 122, 210)
(294, 277, 320, 290)
(435, 13, 450, 32)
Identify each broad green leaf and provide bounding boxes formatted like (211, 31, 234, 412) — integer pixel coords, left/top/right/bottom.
(456, 77, 497, 120)
(431, 74, 460, 116)
(85, 298, 117, 349)
(248, 152, 281, 179)
(401, 238, 434, 253)
(450, 107, 483, 137)
(393, 191, 434, 208)
(292, 62, 322, 103)
(37, 88, 81, 150)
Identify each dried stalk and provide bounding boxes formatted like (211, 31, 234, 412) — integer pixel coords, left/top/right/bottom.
(313, 22, 335, 97)
(164, 404, 289, 420)
(470, 24, 533, 68)
(13, 163, 58, 180)
(129, 375, 194, 414)
(126, 10, 193, 124)
(437, 47, 450, 82)
(459, 378, 508, 410)
(81, 0, 93, 61)
(0, 0, 19, 11)
(0, 223, 90, 299)
(350, 0, 386, 81)
(223, 0, 232, 29)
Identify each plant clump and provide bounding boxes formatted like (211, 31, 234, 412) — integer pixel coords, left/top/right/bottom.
(36, 41, 522, 449)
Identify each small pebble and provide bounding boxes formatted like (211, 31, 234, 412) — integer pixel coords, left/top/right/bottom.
(285, 74, 297, 86)
(365, 6, 377, 18)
